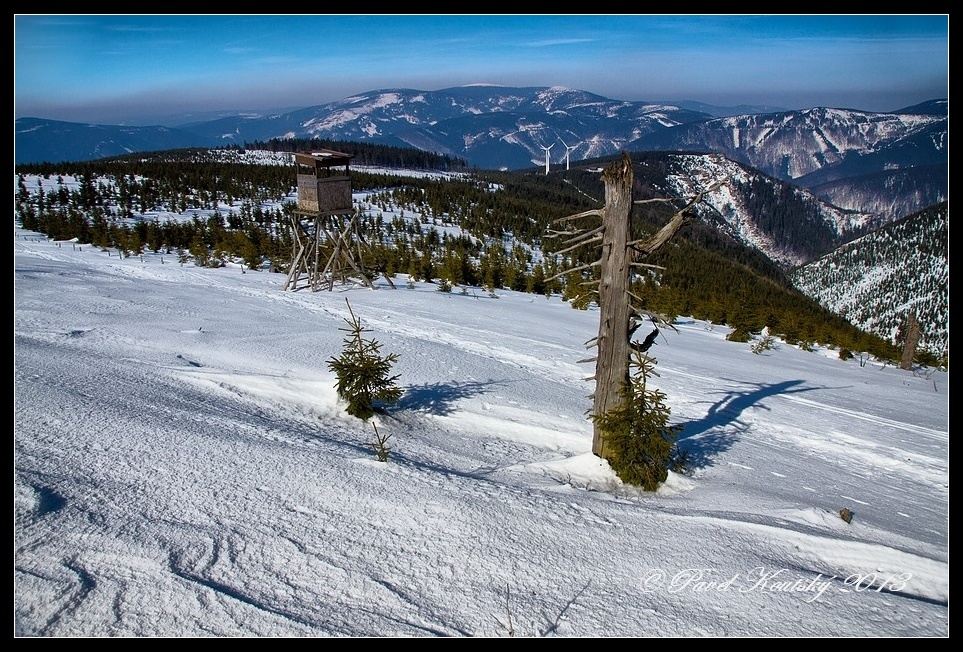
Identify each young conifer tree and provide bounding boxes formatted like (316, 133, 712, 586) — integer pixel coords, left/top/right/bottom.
(327, 298, 402, 420)
(593, 351, 681, 490)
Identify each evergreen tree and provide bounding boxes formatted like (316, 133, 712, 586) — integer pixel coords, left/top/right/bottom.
(563, 272, 591, 309)
(189, 232, 209, 267)
(238, 233, 260, 270)
(593, 352, 681, 491)
(406, 256, 421, 281)
(527, 263, 546, 295)
(17, 175, 29, 204)
(327, 299, 402, 421)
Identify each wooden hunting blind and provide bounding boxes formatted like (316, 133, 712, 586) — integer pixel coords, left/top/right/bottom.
(294, 150, 353, 215)
(284, 149, 383, 292)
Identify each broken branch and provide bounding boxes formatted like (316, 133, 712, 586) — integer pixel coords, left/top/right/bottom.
(630, 179, 725, 256)
(560, 224, 605, 247)
(629, 262, 667, 271)
(544, 260, 601, 284)
(552, 208, 603, 225)
(555, 235, 603, 256)
(634, 197, 681, 206)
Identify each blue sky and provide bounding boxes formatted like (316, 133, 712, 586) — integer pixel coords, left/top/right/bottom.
(15, 15, 948, 124)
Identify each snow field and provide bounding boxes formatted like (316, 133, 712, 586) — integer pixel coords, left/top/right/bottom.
(14, 229, 947, 635)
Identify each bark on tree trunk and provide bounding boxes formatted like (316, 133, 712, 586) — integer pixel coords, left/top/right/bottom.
(592, 154, 634, 457)
(900, 311, 921, 370)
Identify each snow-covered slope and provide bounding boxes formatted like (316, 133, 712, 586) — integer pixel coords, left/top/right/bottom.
(791, 203, 948, 356)
(808, 165, 948, 224)
(648, 154, 873, 267)
(15, 229, 947, 635)
(637, 107, 946, 183)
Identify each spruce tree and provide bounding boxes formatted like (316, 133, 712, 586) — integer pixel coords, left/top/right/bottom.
(593, 351, 681, 490)
(189, 233, 209, 267)
(327, 299, 402, 421)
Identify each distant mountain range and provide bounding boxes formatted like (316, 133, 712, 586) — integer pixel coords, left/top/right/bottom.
(651, 100, 790, 117)
(636, 102, 946, 182)
(165, 85, 718, 169)
(627, 152, 874, 268)
(15, 117, 200, 166)
(791, 202, 948, 356)
(16, 86, 946, 223)
(634, 101, 947, 223)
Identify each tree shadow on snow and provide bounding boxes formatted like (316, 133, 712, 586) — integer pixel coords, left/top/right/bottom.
(677, 379, 829, 470)
(391, 379, 509, 417)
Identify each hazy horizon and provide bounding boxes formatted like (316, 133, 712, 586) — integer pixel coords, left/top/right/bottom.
(15, 15, 948, 125)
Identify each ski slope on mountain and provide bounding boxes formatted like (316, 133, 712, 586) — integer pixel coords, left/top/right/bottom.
(14, 229, 948, 636)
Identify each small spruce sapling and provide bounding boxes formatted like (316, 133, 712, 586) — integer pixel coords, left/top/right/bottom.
(370, 422, 391, 462)
(593, 351, 682, 490)
(327, 298, 402, 421)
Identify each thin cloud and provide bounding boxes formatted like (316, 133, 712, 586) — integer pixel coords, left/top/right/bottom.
(224, 46, 257, 55)
(108, 25, 176, 33)
(523, 38, 597, 48)
(28, 18, 92, 27)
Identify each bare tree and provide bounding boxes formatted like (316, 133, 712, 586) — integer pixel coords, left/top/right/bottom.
(545, 153, 723, 459)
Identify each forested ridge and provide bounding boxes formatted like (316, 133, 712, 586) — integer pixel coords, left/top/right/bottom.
(16, 147, 906, 361)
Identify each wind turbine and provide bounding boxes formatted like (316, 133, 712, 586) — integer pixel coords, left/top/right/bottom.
(540, 143, 554, 175)
(559, 138, 577, 171)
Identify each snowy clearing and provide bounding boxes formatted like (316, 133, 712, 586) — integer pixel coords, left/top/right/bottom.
(14, 228, 947, 636)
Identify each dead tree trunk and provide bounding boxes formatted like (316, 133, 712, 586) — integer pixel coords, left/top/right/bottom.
(544, 153, 724, 462)
(900, 311, 921, 370)
(593, 156, 634, 457)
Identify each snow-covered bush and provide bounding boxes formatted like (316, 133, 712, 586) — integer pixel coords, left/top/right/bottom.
(751, 326, 776, 354)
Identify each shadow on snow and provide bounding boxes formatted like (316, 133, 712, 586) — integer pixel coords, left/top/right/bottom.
(391, 379, 508, 417)
(677, 379, 831, 469)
